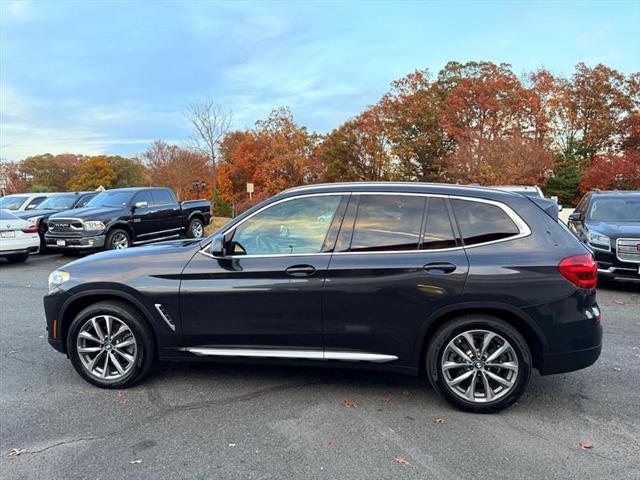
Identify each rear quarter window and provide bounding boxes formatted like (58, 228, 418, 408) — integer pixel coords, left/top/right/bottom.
(452, 199, 520, 246)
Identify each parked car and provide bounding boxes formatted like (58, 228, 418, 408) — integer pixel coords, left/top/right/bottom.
(567, 190, 640, 280)
(0, 209, 40, 262)
(14, 191, 98, 252)
(44, 182, 601, 413)
(0, 192, 55, 211)
(492, 185, 562, 213)
(44, 187, 211, 252)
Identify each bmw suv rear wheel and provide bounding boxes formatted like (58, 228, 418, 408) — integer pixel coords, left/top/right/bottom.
(426, 315, 532, 413)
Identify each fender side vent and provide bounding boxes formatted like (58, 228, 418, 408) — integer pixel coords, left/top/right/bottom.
(155, 303, 176, 331)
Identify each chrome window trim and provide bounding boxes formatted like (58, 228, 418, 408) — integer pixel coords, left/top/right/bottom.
(198, 191, 532, 259)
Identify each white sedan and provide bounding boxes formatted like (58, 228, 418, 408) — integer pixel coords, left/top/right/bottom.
(0, 209, 40, 263)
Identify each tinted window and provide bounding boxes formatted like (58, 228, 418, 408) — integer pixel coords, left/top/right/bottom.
(39, 195, 77, 210)
(231, 195, 342, 255)
(350, 195, 426, 252)
(134, 190, 154, 206)
(87, 190, 135, 207)
(26, 196, 48, 209)
(75, 193, 97, 208)
(422, 198, 456, 250)
(0, 196, 28, 210)
(153, 189, 176, 206)
(452, 199, 520, 246)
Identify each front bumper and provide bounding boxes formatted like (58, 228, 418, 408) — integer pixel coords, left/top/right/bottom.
(44, 233, 106, 250)
(44, 289, 71, 353)
(593, 249, 639, 279)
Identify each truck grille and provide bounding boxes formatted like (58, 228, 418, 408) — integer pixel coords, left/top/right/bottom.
(48, 219, 84, 234)
(616, 238, 640, 264)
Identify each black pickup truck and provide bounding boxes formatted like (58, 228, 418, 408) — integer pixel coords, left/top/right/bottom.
(45, 187, 211, 251)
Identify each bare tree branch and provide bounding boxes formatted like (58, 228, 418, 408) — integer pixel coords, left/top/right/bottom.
(184, 99, 232, 196)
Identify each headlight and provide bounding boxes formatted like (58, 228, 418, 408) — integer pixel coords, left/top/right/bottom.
(48, 270, 70, 292)
(29, 216, 43, 225)
(84, 220, 105, 231)
(587, 231, 611, 251)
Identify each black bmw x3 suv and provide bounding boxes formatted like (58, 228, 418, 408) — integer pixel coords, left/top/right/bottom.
(44, 182, 601, 412)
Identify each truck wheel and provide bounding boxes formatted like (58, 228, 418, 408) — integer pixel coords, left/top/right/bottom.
(425, 315, 532, 413)
(106, 229, 130, 250)
(187, 218, 204, 238)
(6, 253, 29, 263)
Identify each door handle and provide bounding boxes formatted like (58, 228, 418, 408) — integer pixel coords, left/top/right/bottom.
(285, 265, 317, 277)
(424, 262, 457, 274)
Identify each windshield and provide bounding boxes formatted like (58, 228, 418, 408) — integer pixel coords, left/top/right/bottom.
(589, 198, 640, 223)
(0, 196, 28, 210)
(86, 191, 134, 208)
(38, 194, 77, 210)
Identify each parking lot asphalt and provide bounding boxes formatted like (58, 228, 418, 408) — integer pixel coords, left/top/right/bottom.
(0, 254, 639, 480)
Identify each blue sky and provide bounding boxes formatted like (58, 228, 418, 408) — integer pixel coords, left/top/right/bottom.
(1, 0, 639, 161)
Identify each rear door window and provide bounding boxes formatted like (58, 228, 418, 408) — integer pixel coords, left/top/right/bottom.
(452, 199, 520, 246)
(421, 197, 456, 250)
(349, 195, 426, 252)
(152, 189, 176, 206)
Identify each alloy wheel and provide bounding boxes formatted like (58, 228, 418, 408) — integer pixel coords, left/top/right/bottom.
(191, 221, 203, 238)
(76, 315, 138, 380)
(441, 329, 519, 403)
(111, 232, 129, 249)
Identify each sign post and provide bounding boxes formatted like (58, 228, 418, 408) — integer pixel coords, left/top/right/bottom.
(246, 183, 254, 200)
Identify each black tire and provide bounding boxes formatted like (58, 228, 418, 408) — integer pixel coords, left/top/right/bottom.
(186, 217, 204, 238)
(106, 228, 131, 250)
(426, 315, 532, 413)
(6, 252, 29, 263)
(67, 301, 156, 388)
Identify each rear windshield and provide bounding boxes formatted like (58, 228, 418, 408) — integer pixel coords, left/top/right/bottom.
(86, 191, 135, 208)
(589, 198, 640, 222)
(0, 196, 28, 210)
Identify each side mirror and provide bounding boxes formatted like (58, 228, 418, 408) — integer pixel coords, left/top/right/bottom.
(209, 234, 226, 257)
(568, 212, 582, 222)
(134, 201, 148, 209)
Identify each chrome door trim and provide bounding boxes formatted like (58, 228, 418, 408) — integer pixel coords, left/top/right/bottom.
(137, 227, 183, 238)
(132, 234, 181, 245)
(182, 347, 398, 363)
(154, 304, 176, 331)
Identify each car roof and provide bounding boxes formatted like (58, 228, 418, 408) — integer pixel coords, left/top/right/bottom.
(280, 182, 525, 202)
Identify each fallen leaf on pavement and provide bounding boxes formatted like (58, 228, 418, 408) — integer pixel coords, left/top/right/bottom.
(394, 456, 410, 465)
(341, 400, 358, 409)
(579, 441, 593, 450)
(613, 367, 621, 372)
(400, 390, 410, 396)
(434, 417, 446, 424)
(614, 299, 625, 305)
(9, 448, 26, 456)
(130, 459, 142, 464)
(382, 396, 392, 404)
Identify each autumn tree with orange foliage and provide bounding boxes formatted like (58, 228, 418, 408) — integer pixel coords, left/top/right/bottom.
(144, 141, 212, 200)
(217, 108, 321, 212)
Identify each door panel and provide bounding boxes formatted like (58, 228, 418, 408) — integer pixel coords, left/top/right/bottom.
(179, 253, 331, 348)
(323, 250, 468, 364)
(179, 193, 347, 350)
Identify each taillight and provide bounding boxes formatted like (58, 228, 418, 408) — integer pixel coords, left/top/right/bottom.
(558, 254, 598, 289)
(21, 224, 38, 234)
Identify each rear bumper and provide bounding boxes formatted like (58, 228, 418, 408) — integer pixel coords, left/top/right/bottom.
(0, 245, 39, 256)
(538, 342, 602, 375)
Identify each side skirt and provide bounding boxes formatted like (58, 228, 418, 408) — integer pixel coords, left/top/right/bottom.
(180, 347, 398, 363)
